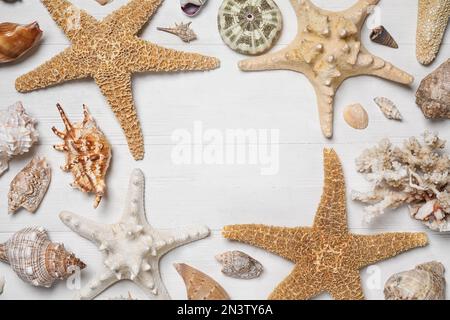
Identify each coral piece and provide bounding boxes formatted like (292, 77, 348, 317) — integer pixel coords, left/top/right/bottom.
(15, 0, 220, 160)
(0, 227, 86, 288)
(174, 263, 230, 300)
(52, 104, 111, 209)
(0, 102, 39, 176)
(218, 0, 283, 55)
(157, 22, 197, 43)
(0, 274, 4, 295)
(384, 261, 445, 300)
(351, 131, 450, 231)
(343, 103, 369, 130)
(416, 0, 450, 65)
(181, 0, 208, 17)
(223, 149, 428, 300)
(416, 59, 450, 119)
(370, 26, 398, 49)
(374, 97, 402, 120)
(8, 156, 51, 214)
(215, 250, 263, 279)
(59, 169, 210, 300)
(0, 22, 42, 63)
(238, 0, 413, 138)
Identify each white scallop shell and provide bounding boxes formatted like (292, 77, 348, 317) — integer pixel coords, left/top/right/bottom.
(0, 102, 39, 176)
(374, 97, 402, 120)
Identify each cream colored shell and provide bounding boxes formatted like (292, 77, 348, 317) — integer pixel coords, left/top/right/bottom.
(374, 97, 402, 120)
(343, 103, 368, 130)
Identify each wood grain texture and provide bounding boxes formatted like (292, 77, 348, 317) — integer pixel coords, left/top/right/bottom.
(0, 0, 449, 300)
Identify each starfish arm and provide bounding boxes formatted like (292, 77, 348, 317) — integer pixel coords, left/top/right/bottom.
(269, 264, 325, 300)
(312, 149, 348, 234)
(238, 49, 304, 72)
(352, 233, 428, 269)
(135, 269, 171, 300)
(59, 211, 109, 244)
(222, 224, 311, 262)
(130, 41, 220, 73)
(313, 84, 336, 139)
(343, 0, 380, 26)
(40, 0, 98, 41)
(121, 169, 147, 224)
(16, 48, 91, 92)
(74, 269, 118, 300)
(93, 71, 144, 160)
(327, 271, 364, 300)
(103, 0, 163, 37)
(155, 225, 210, 256)
(353, 52, 414, 85)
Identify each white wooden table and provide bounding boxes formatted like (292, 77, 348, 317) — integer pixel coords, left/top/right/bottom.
(0, 0, 449, 300)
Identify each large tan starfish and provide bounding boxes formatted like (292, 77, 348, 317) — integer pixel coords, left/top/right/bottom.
(238, 0, 413, 138)
(15, 0, 220, 160)
(223, 149, 428, 300)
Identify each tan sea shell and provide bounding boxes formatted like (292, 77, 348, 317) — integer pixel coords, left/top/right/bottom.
(0, 227, 86, 288)
(8, 156, 51, 214)
(52, 104, 111, 208)
(96, 0, 112, 5)
(174, 263, 230, 300)
(384, 261, 445, 300)
(215, 250, 263, 279)
(370, 26, 398, 49)
(0, 22, 42, 63)
(416, 59, 450, 119)
(157, 22, 197, 43)
(343, 103, 369, 130)
(373, 97, 402, 120)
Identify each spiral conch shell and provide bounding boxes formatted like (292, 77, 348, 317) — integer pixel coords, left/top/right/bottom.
(384, 261, 446, 300)
(52, 104, 111, 208)
(181, 0, 208, 17)
(175, 263, 230, 300)
(0, 102, 39, 176)
(0, 22, 42, 63)
(8, 156, 51, 214)
(215, 250, 263, 279)
(0, 227, 86, 288)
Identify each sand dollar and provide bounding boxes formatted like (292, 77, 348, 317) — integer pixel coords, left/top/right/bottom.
(218, 0, 283, 55)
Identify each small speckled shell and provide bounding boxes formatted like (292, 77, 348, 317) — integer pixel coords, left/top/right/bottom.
(8, 156, 51, 214)
(157, 22, 197, 43)
(52, 104, 111, 208)
(215, 250, 263, 279)
(343, 103, 369, 129)
(175, 263, 230, 300)
(218, 0, 283, 55)
(384, 261, 445, 300)
(374, 97, 402, 120)
(0, 227, 86, 288)
(370, 26, 398, 49)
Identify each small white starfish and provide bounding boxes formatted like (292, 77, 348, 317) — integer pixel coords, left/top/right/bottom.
(59, 169, 210, 300)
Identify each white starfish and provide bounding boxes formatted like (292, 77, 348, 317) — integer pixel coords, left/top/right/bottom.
(59, 169, 210, 300)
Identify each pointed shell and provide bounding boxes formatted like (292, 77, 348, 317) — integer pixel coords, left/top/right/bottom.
(370, 26, 398, 49)
(174, 263, 230, 300)
(218, 0, 283, 55)
(157, 22, 197, 43)
(52, 104, 111, 208)
(0, 102, 39, 176)
(384, 261, 445, 300)
(0, 227, 86, 288)
(181, 0, 208, 17)
(0, 22, 43, 63)
(215, 250, 263, 279)
(374, 97, 402, 120)
(343, 103, 369, 130)
(8, 156, 51, 214)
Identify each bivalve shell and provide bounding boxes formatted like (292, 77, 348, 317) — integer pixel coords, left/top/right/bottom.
(343, 103, 369, 130)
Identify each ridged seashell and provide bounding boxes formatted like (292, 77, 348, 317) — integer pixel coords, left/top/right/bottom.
(0, 102, 39, 176)
(218, 0, 283, 55)
(373, 97, 402, 121)
(157, 22, 197, 43)
(0, 227, 86, 288)
(0, 274, 4, 295)
(343, 103, 369, 130)
(181, 0, 208, 17)
(416, 59, 450, 119)
(215, 250, 263, 279)
(0, 22, 42, 63)
(416, 0, 450, 65)
(8, 156, 51, 214)
(174, 263, 230, 300)
(384, 261, 445, 300)
(95, 0, 112, 5)
(370, 26, 398, 49)
(52, 104, 111, 208)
